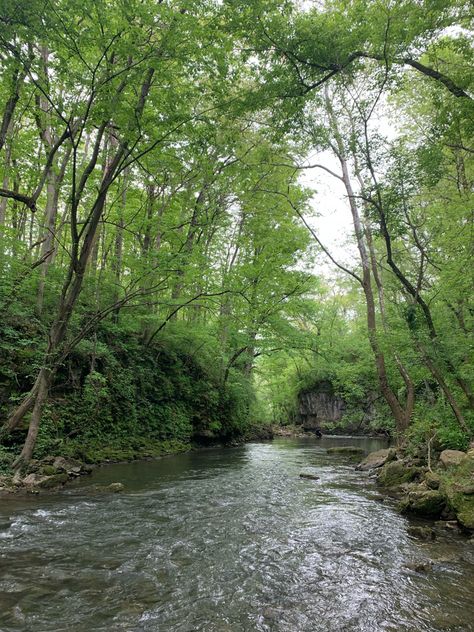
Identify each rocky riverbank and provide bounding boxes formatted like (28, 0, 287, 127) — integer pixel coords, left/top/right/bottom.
(0, 455, 93, 495)
(356, 445, 474, 532)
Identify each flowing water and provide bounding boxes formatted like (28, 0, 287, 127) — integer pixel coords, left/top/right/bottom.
(0, 437, 473, 632)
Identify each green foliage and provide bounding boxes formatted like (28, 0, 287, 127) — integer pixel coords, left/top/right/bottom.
(0, 0, 472, 466)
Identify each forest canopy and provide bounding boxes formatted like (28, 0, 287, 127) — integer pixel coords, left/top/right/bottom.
(0, 0, 472, 469)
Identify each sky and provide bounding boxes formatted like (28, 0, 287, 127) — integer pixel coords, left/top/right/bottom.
(298, 149, 357, 280)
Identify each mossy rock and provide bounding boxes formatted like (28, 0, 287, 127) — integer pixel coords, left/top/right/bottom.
(38, 473, 69, 489)
(441, 457, 474, 530)
(377, 460, 421, 488)
(327, 446, 365, 455)
(40, 465, 59, 476)
(400, 490, 446, 518)
(424, 471, 441, 490)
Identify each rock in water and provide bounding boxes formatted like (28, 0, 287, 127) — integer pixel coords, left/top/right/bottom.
(405, 560, 433, 573)
(407, 526, 436, 540)
(356, 448, 396, 471)
(439, 449, 466, 469)
(105, 482, 125, 493)
(326, 446, 365, 455)
(299, 472, 320, 480)
(38, 473, 69, 489)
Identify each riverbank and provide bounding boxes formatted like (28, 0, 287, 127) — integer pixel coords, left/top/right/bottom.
(355, 445, 474, 533)
(0, 425, 275, 496)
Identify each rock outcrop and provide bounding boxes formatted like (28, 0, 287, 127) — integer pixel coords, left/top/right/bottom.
(297, 381, 345, 432)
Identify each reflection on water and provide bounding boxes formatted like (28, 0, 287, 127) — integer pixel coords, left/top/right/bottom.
(0, 437, 473, 631)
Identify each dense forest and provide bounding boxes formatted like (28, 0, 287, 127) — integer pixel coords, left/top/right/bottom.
(0, 0, 472, 472)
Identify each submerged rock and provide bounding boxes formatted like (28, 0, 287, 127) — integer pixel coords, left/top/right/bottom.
(299, 472, 320, 480)
(327, 446, 365, 455)
(405, 560, 433, 573)
(356, 448, 396, 471)
(407, 525, 436, 540)
(439, 449, 466, 469)
(104, 482, 125, 493)
(435, 520, 459, 531)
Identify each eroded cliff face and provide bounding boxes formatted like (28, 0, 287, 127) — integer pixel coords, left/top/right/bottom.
(298, 381, 345, 431)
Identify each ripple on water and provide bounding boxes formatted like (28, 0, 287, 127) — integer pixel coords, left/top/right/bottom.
(0, 439, 473, 631)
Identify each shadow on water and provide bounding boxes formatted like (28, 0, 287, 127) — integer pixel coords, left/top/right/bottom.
(0, 437, 473, 631)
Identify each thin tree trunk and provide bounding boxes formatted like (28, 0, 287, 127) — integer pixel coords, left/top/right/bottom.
(326, 92, 408, 435)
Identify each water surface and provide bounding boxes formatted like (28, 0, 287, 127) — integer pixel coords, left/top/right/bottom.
(1, 437, 473, 631)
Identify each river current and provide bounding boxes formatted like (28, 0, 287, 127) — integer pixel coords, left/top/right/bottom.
(0, 437, 473, 631)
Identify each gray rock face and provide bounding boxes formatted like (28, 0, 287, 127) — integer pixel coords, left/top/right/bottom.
(298, 381, 345, 431)
(439, 449, 466, 468)
(356, 448, 396, 471)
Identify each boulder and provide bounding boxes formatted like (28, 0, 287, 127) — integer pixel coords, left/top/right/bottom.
(356, 448, 396, 471)
(52, 456, 84, 475)
(377, 460, 421, 488)
(400, 489, 446, 518)
(38, 473, 69, 489)
(439, 449, 466, 469)
(327, 446, 365, 455)
(40, 465, 59, 476)
(22, 473, 44, 486)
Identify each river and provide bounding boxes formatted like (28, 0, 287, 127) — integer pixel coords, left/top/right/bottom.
(0, 437, 473, 631)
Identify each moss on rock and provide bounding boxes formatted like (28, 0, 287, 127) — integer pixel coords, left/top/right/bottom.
(38, 473, 69, 489)
(377, 460, 421, 488)
(441, 456, 474, 530)
(399, 490, 446, 518)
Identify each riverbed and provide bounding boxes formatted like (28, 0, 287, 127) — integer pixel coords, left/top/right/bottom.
(1, 437, 473, 631)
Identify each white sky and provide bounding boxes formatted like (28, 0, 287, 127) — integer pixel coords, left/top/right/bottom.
(299, 149, 357, 280)
(297, 106, 397, 281)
